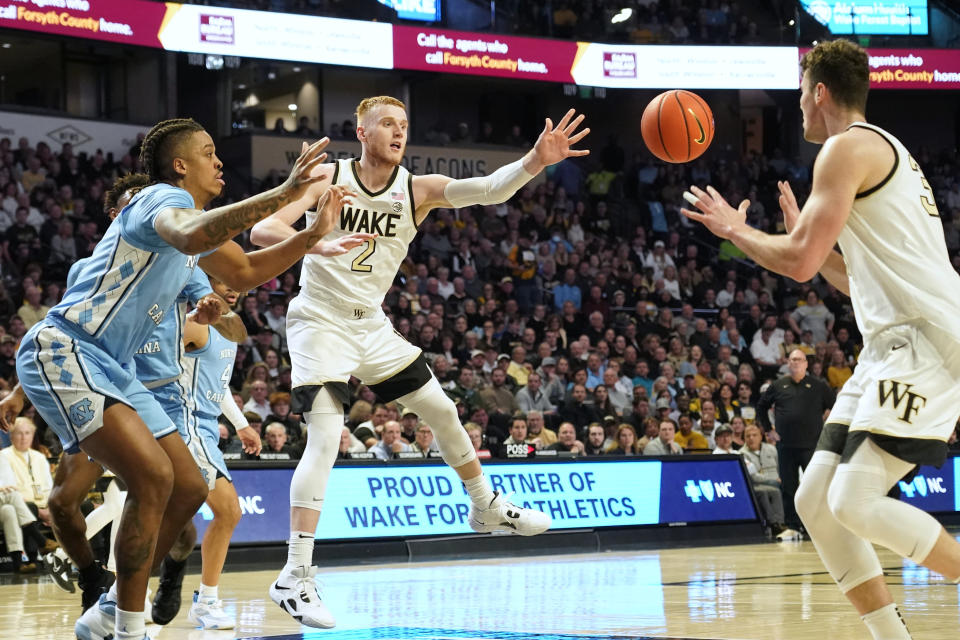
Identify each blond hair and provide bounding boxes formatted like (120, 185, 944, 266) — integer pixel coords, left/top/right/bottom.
(12, 416, 36, 435)
(355, 96, 406, 125)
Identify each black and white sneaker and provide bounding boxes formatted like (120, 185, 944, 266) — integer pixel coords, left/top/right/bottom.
(269, 565, 335, 628)
(468, 491, 551, 536)
(40, 551, 75, 593)
(151, 556, 187, 625)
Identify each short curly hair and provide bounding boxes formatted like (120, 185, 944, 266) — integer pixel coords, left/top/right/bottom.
(800, 39, 869, 112)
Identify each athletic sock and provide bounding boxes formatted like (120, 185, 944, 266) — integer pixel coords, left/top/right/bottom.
(286, 530, 315, 569)
(198, 583, 218, 601)
(463, 473, 496, 510)
(114, 607, 145, 639)
(106, 582, 119, 603)
(862, 603, 911, 640)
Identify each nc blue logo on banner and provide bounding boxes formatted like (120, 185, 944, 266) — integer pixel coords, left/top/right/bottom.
(660, 458, 756, 523)
(896, 458, 957, 514)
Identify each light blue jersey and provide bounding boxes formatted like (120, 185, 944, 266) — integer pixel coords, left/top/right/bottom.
(134, 268, 212, 386)
(19, 183, 210, 452)
(185, 326, 237, 426)
(183, 326, 237, 488)
(49, 183, 204, 364)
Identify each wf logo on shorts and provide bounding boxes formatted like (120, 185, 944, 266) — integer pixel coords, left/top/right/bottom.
(898, 474, 947, 499)
(878, 379, 927, 424)
(684, 479, 736, 503)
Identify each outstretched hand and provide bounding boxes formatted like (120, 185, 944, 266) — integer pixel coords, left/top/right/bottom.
(532, 109, 590, 168)
(192, 294, 227, 326)
(680, 185, 749, 240)
(306, 185, 356, 244)
(317, 232, 377, 257)
(281, 138, 332, 202)
(778, 180, 801, 232)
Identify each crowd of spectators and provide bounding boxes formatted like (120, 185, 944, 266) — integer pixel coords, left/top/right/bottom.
(3, 112, 960, 547)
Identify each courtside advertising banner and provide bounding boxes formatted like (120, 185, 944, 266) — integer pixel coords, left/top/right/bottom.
(0, 0, 168, 46)
(192, 457, 759, 544)
(865, 49, 960, 89)
(569, 44, 800, 90)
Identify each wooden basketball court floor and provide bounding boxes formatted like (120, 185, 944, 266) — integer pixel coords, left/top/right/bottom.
(2, 538, 958, 640)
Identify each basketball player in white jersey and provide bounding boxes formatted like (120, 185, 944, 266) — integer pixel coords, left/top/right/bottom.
(251, 97, 589, 627)
(682, 39, 960, 640)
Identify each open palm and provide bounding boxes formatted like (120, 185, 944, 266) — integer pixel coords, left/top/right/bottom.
(533, 109, 591, 166)
(680, 185, 748, 240)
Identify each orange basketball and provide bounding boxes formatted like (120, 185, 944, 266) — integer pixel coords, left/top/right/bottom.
(641, 90, 714, 163)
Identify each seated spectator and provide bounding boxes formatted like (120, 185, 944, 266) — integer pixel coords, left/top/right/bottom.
(265, 391, 301, 447)
(479, 368, 518, 419)
(353, 403, 389, 447)
(545, 422, 584, 454)
(643, 419, 683, 455)
(464, 422, 492, 459)
(499, 416, 532, 458)
(583, 423, 606, 455)
(398, 408, 421, 443)
(740, 425, 797, 540)
(410, 422, 439, 456)
(560, 384, 600, 431)
(606, 423, 642, 456)
(0, 448, 57, 573)
(242, 380, 271, 421)
(370, 421, 411, 460)
(338, 426, 369, 459)
(1, 418, 53, 525)
(16, 285, 48, 331)
(257, 422, 301, 460)
(826, 349, 853, 390)
(515, 372, 555, 415)
(524, 410, 557, 449)
(712, 424, 737, 454)
(729, 416, 747, 450)
(635, 416, 661, 451)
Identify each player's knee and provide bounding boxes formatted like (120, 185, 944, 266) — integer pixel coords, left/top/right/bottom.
(177, 471, 209, 514)
(223, 495, 242, 527)
(47, 486, 76, 524)
(826, 476, 871, 534)
(794, 476, 822, 526)
(128, 456, 175, 505)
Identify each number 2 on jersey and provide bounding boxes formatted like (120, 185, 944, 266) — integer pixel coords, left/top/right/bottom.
(351, 238, 376, 272)
(908, 155, 939, 217)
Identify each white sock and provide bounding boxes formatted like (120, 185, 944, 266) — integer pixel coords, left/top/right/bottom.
(114, 607, 145, 639)
(861, 603, 911, 640)
(106, 582, 119, 604)
(463, 473, 496, 509)
(198, 583, 218, 601)
(286, 530, 315, 569)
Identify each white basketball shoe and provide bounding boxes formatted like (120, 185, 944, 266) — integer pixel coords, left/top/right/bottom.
(269, 565, 336, 628)
(469, 491, 551, 536)
(187, 591, 235, 629)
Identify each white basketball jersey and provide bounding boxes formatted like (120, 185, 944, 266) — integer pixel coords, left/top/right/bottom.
(299, 159, 419, 308)
(837, 123, 960, 343)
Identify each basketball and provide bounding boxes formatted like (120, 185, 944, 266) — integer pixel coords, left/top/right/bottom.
(641, 90, 715, 163)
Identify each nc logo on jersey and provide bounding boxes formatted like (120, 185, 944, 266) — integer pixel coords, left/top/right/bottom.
(69, 398, 96, 427)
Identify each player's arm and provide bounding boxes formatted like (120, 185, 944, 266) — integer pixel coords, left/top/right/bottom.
(412, 109, 590, 224)
(210, 309, 247, 344)
(198, 186, 351, 292)
(777, 180, 850, 295)
(249, 149, 374, 255)
(154, 139, 331, 255)
(220, 397, 261, 455)
(682, 134, 864, 283)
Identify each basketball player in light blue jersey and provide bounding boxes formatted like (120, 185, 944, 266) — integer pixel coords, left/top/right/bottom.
(177, 274, 252, 630)
(4, 118, 364, 640)
(30, 174, 244, 622)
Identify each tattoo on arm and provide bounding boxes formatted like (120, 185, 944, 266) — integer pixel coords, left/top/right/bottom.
(197, 189, 293, 246)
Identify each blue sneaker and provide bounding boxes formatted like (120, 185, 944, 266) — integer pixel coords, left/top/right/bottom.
(74, 593, 115, 640)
